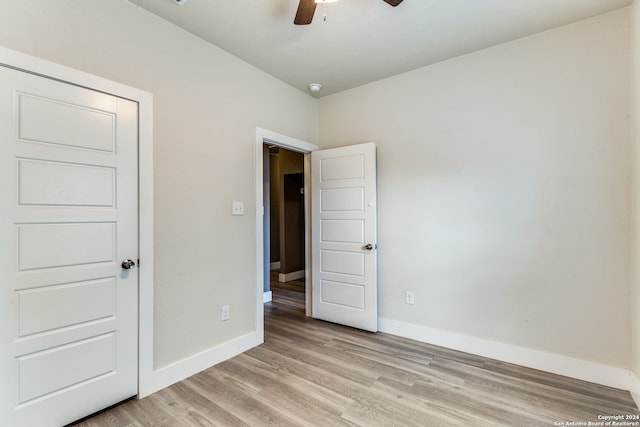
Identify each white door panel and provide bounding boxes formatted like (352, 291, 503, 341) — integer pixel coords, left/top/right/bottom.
(321, 250, 365, 276)
(17, 277, 116, 336)
(321, 187, 365, 212)
(311, 143, 377, 332)
(18, 158, 116, 207)
(319, 153, 365, 181)
(321, 280, 365, 309)
(17, 333, 116, 404)
(320, 219, 365, 243)
(16, 89, 116, 152)
(0, 65, 138, 426)
(17, 222, 116, 270)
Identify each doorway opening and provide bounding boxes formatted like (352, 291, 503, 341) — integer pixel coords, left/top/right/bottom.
(264, 145, 306, 307)
(255, 128, 318, 340)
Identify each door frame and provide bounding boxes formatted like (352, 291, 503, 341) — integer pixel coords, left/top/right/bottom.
(0, 47, 156, 398)
(255, 128, 318, 339)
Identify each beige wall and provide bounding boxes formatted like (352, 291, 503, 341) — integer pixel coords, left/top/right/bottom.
(0, 0, 317, 369)
(319, 9, 631, 368)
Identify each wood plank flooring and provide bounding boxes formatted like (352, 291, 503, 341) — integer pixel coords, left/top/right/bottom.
(72, 274, 639, 426)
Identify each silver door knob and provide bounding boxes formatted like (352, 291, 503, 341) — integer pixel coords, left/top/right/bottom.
(363, 244, 374, 251)
(121, 259, 136, 270)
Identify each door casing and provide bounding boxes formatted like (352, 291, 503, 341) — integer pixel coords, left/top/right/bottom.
(255, 128, 318, 339)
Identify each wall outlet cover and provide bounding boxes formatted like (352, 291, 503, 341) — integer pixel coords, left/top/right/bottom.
(232, 201, 244, 216)
(405, 291, 415, 305)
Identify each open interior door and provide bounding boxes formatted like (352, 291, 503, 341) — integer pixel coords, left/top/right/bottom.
(311, 142, 377, 332)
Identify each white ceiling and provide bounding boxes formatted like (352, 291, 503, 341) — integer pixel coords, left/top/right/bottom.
(127, 0, 632, 97)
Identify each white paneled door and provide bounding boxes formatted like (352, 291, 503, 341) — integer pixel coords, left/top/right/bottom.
(311, 143, 378, 332)
(0, 66, 139, 426)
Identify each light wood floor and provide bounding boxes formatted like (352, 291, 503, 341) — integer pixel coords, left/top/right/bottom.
(73, 274, 639, 426)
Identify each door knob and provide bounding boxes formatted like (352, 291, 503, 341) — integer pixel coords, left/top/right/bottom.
(121, 259, 136, 270)
(363, 244, 375, 251)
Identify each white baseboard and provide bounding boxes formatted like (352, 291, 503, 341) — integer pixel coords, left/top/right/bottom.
(263, 291, 272, 303)
(279, 270, 305, 282)
(379, 318, 636, 392)
(630, 373, 640, 408)
(270, 261, 280, 270)
(138, 331, 259, 398)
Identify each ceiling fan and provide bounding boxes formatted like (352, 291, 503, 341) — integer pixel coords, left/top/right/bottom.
(294, 0, 404, 25)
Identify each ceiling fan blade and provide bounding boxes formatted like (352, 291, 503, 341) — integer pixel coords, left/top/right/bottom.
(383, 0, 403, 6)
(294, 0, 317, 25)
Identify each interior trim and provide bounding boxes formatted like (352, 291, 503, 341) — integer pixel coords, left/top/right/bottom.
(255, 127, 318, 341)
(379, 317, 637, 392)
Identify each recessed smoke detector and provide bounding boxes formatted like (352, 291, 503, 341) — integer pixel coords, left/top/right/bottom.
(174, 0, 189, 5)
(309, 83, 322, 93)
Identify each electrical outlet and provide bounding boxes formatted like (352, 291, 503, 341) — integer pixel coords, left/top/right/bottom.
(221, 305, 230, 321)
(405, 291, 415, 305)
(232, 201, 244, 216)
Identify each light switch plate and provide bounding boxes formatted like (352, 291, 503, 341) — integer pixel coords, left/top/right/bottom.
(232, 201, 244, 216)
